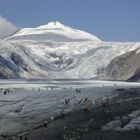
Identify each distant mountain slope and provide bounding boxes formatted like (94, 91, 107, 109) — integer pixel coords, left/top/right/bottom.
(0, 21, 140, 80)
(97, 48, 140, 81)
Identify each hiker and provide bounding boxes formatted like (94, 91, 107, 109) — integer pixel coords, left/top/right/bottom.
(4, 90, 7, 95)
(38, 88, 40, 92)
(102, 98, 110, 109)
(83, 97, 88, 102)
(64, 126, 67, 131)
(64, 98, 70, 104)
(19, 136, 23, 140)
(3, 89, 11, 95)
(102, 101, 106, 108)
(44, 120, 48, 128)
(84, 107, 91, 112)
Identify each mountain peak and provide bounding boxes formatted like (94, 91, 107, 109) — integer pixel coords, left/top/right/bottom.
(37, 21, 65, 29)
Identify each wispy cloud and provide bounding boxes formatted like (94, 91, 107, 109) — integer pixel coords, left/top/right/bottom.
(0, 15, 19, 39)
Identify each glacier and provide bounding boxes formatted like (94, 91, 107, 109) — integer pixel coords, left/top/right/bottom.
(0, 79, 140, 136)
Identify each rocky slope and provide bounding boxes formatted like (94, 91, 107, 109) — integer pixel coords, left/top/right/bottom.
(97, 48, 140, 81)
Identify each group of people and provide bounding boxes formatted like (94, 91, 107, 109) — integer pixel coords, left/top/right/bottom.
(3, 89, 11, 95)
(19, 136, 28, 140)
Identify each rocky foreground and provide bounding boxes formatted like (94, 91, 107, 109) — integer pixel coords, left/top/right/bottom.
(2, 88, 140, 140)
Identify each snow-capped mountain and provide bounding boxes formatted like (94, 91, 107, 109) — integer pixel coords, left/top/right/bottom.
(0, 21, 140, 81)
(7, 21, 101, 43)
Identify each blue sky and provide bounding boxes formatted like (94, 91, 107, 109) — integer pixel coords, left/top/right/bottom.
(0, 0, 140, 41)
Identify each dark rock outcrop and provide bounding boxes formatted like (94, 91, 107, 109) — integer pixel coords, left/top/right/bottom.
(0, 55, 15, 78)
(97, 49, 140, 82)
(11, 52, 28, 71)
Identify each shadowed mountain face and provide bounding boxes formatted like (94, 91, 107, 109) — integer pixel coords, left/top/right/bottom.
(0, 21, 140, 81)
(11, 52, 29, 72)
(97, 49, 140, 81)
(127, 69, 140, 82)
(0, 55, 16, 79)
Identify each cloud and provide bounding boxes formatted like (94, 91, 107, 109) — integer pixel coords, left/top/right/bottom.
(0, 16, 19, 39)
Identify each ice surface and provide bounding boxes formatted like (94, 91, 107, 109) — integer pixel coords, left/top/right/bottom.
(0, 80, 140, 135)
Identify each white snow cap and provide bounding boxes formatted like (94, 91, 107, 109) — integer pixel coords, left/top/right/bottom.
(36, 21, 102, 42)
(7, 21, 102, 43)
